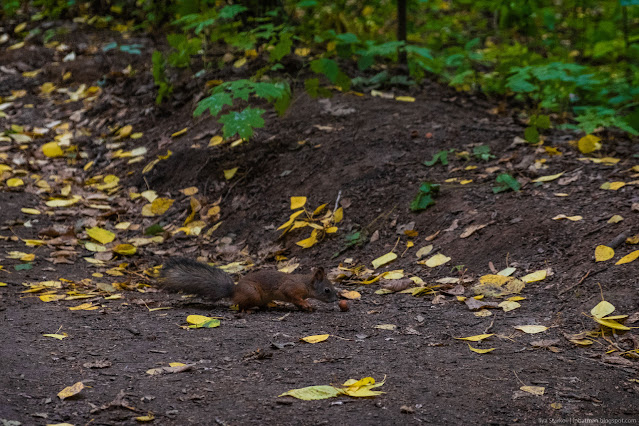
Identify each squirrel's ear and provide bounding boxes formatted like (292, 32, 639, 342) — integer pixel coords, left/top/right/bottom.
(313, 267, 326, 281)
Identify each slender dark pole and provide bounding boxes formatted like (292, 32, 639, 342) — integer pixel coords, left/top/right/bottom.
(397, 0, 407, 65)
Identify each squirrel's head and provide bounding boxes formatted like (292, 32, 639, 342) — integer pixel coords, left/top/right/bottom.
(311, 267, 338, 303)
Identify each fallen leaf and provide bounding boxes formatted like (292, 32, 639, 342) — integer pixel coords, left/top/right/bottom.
(595, 245, 615, 262)
(301, 334, 330, 343)
(615, 250, 639, 265)
(514, 325, 548, 334)
(460, 223, 490, 239)
(86, 227, 115, 244)
(279, 385, 343, 400)
(499, 300, 521, 312)
(607, 215, 623, 224)
(521, 270, 547, 283)
(454, 334, 494, 342)
(186, 314, 220, 328)
(531, 172, 564, 183)
(520, 385, 545, 396)
(372, 252, 397, 269)
(552, 214, 582, 221)
(577, 134, 601, 154)
(374, 324, 397, 331)
(423, 253, 451, 267)
(57, 382, 84, 400)
(467, 343, 495, 354)
(340, 290, 361, 300)
(591, 300, 616, 318)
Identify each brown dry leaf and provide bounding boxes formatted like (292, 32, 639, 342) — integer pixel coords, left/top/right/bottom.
(380, 278, 414, 293)
(459, 223, 491, 239)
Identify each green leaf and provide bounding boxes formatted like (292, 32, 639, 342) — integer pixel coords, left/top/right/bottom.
(15, 263, 33, 271)
(270, 33, 293, 62)
(493, 173, 521, 194)
(194, 93, 233, 117)
(423, 150, 451, 166)
(472, 145, 494, 161)
(410, 182, 440, 211)
(219, 108, 265, 139)
(305, 78, 320, 98)
(310, 58, 339, 83)
(144, 224, 164, 236)
(218, 5, 248, 19)
(524, 126, 539, 143)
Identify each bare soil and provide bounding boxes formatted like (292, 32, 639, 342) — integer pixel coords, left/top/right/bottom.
(1, 22, 638, 426)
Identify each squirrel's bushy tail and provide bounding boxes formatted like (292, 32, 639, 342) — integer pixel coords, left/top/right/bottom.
(160, 257, 235, 301)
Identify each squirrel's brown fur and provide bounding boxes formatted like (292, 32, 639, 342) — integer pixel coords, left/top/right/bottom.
(160, 257, 338, 311)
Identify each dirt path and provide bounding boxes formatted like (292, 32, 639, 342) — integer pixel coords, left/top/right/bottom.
(1, 25, 638, 425)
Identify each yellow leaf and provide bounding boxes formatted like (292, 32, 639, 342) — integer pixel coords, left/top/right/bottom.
(520, 386, 545, 396)
(454, 334, 494, 342)
(171, 128, 188, 138)
(115, 125, 132, 138)
(340, 290, 361, 300)
(21, 208, 41, 215)
(142, 198, 174, 217)
(498, 300, 521, 312)
(479, 274, 512, 286)
(424, 253, 451, 267)
(531, 172, 564, 183)
(180, 187, 198, 196)
(42, 141, 64, 157)
(591, 300, 615, 318)
(577, 134, 601, 154)
(395, 96, 415, 102)
(594, 317, 631, 330)
(6, 177, 24, 187)
(467, 343, 495, 354)
(595, 245, 615, 262)
(279, 385, 342, 400)
(85, 242, 106, 252)
(521, 270, 547, 283)
(113, 244, 137, 256)
(57, 382, 85, 400)
(374, 324, 397, 330)
(45, 195, 82, 207)
(607, 214, 623, 224)
(383, 270, 404, 279)
(186, 314, 220, 328)
(416, 245, 433, 258)
(208, 135, 224, 146)
(131, 132, 143, 139)
(333, 207, 344, 223)
(43, 333, 67, 340)
(600, 181, 626, 190)
(14, 22, 27, 33)
(234, 57, 247, 68)
(552, 214, 582, 221)
(569, 339, 593, 346)
(514, 325, 548, 334)
(69, 303, 98, 311)
(136, 414, 155, 422)
(312, 203, 327, 216)
(39, 294, 66, 302)
(296, 232, 318, 248)
(224, 167, 238, 180)
(86, 227, 115, 244)
(325, 226, 338, 233)
(372, 252, 397, 269)
(615, 250, 639, 265)
(301, 334, 330, 343)
(290, 196, 307, 210)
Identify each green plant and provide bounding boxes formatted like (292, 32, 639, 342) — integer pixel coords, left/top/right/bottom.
(194, 80, 291, 139)
(410, 182, 440, 212)
(472, 145, 495, 161)
(152, 51, 173, 104)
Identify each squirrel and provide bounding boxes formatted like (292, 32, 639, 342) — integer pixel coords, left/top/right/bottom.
(159, 257, 338, 312)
